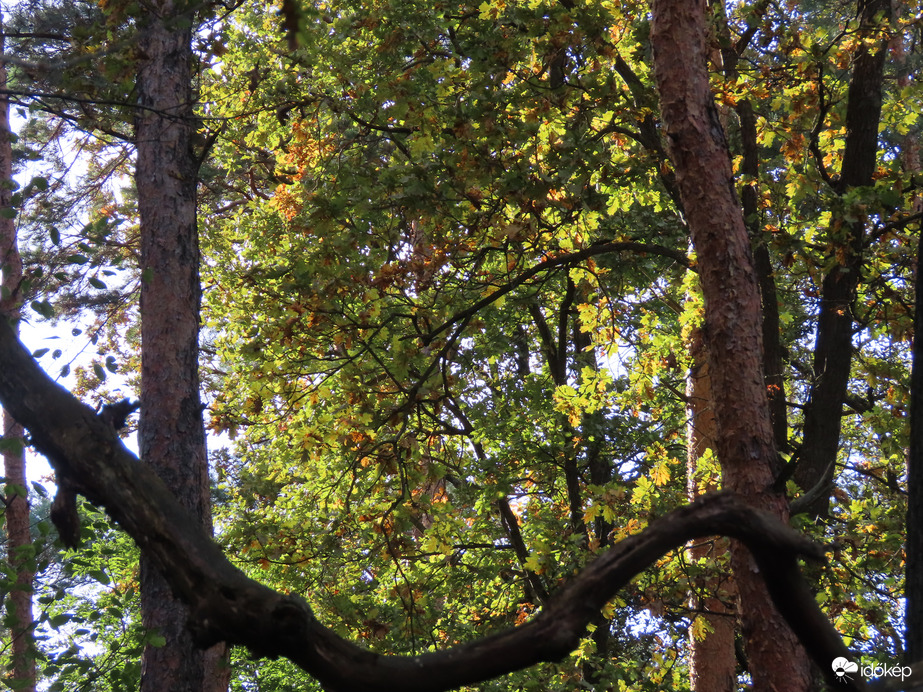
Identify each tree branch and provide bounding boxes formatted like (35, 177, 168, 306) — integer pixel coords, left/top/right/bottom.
(424, 241, 692, 344)
(0, 315, 865, 691)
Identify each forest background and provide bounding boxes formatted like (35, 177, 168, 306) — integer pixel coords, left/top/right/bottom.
(0, 0, 920, 690)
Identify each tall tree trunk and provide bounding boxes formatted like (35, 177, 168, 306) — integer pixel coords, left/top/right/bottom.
(707, 0, 789, 454)
(0, 12, 36, 691)
(792, 0, 890, 518)
(649, 1, 811, 689)
(686, 327, 735, 692)
(134, 3, 227, 690)
(898, 0, 923, 662)
(908, 211, 923, 664)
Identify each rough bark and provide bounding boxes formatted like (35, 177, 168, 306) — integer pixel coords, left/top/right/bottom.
(793, 0, 890, 518)
(686, 327, 735, 692)
(0, 327, 874, 689)
(900, 0, 923, 660)
(133, 3, 226, 690)
(0, 11, 36, 690)
(909, 208, 923, 664)
(649, 1, 811, 688)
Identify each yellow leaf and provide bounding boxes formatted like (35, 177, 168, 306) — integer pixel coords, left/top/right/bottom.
(651, 459, 671, 487)
(524, 554, 544, 575)
(690, 615, 715, 642)
(584, 504, 601, 524)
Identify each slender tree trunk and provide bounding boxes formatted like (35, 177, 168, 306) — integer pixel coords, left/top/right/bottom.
(649, 1, 811, 689)
(686, 327, 735, 692)
(793, 0, 890, 518)
(134, 3, 227, 690)
(0, 12, 36, 691)
(909, 212, 923, 664)
(899, 0, 923, 660)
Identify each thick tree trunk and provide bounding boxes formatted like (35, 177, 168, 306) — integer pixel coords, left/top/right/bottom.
(134, 3, 226, 690)
(649, 1, 811, 689)
(0, 13, 36, 691)
(686, 327, 735, 692)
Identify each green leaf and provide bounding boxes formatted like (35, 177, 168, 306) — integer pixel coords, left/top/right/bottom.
(66, 254, 89, 265)
(48, 613, 71, 629)
(32, 348, 50, 358)
(89, 569, 110, 585)
(146, 632, 166, 648)
(30, 300, 55, 319)
(93, 363, 106, 382)
(0, 437, 23, 455)
(88, 277, 107, 289)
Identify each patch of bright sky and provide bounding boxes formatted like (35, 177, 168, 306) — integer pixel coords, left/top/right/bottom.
(7, 109, 140, 491)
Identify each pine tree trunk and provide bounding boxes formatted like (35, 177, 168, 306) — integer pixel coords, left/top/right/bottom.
(0, 12, 36, 691)
(134, 3, 226, 690)
(686, 327, 735, 691)
(649, 1, 811, 688)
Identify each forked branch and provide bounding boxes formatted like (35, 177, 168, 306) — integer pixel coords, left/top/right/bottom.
(0, 316, 863, 692)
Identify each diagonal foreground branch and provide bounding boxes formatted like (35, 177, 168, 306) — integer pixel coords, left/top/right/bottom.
(0, 316, 863, 691)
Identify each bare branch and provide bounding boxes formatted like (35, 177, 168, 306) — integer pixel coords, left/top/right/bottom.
(425, 240, 693, 344)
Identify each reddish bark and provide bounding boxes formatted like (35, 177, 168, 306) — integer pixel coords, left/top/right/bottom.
(649, 1, 810, 688)
(134, 3, 226, 690)
(686, 328, 735, 692)
(0, 12, 36, 690)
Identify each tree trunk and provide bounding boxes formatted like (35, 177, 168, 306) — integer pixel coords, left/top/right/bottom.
(793, 0, 890, 518)
(897, 0, 923, 661)
(649, 1, 811, 689)
(134, 3, 227, 690)
(686, 327, 735, 692)
(0, 11, 36, 690)
(908, 209, 923, 664)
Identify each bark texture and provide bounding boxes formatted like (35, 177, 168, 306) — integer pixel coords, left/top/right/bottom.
(649, 1, 811, 688)
(709, 0, 788, 454)
(0, 12, 36, 689)
(686, 327, 735, 692)
(134, 3, 223, 689)
(900, 0, 923, 660)
(909, 208, 923, 664)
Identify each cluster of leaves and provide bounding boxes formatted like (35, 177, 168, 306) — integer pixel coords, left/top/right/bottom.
(197, 0, 920, 686)
(1, 0, 920, 688)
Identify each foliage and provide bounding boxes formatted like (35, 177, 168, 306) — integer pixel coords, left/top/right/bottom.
(1, 0, 920, 688)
